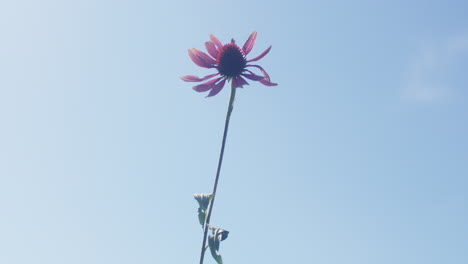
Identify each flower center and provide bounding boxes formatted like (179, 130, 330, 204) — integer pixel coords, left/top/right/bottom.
(216, 44, 246, 78)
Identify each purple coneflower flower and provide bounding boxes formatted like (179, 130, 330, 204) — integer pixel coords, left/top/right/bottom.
(181, 31, 277, 97)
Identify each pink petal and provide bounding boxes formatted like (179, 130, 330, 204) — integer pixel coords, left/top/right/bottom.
(188, 48, 215, 68)
(246, 64, 271, 80)
(205, 42, 219, 59)
(246, 64, 278, 86)
(241, 73, 265, 81)
(259, 79, 278, 86)
(231, 76, 249, 89)
(247, 45, 271, 62)
(242, 31, 257, 55)
(192, 77, 223, 92)
(181, 73, 219, 82)
(210, 34, 223, 51)
(207, 78, 227, 97)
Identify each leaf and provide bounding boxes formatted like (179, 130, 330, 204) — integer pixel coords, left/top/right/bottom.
(193, 194, 212, 227)
(197, 208, 206, 226)
(208, 226, 229, 264)
(193, 193, 212, 211)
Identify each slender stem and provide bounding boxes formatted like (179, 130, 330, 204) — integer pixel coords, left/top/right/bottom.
(199, 82, 236, 264)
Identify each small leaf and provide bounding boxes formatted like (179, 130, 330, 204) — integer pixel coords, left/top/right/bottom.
(197, 208, 206, 226)
(208, 237, 223, 264)
(194, 194, 212, 227)
(193, 193, 212, 211)
(208, 226, 229, 264)
(209, 225, 229, 242)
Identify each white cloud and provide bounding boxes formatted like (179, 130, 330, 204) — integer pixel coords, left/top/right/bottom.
(402, 33, 468, 103)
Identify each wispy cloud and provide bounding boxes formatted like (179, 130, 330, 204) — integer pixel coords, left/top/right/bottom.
(402, 33, 468, 103)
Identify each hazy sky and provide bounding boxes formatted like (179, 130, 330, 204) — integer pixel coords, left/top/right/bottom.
(1, 0, 467, 263)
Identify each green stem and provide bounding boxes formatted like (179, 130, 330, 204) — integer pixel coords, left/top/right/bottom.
(199, 82, 236, 264)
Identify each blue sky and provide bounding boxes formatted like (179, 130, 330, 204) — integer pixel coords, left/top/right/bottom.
(1, 0, 467, 263)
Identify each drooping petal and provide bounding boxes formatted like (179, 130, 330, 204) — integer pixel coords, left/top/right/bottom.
(231, 76, 249, 89)
(188, 48, 215, 68)
(247, 45, 271, 62)
(192, 77, 223, 92)
(246, 64, 278, 86)
(205, 42, 219, 59)
(242, 31, 257, 55)
(181, 73, 219, 82)
(241, 72, 265, 81)
(246, 64, 271, 81)
(259, 79, 278, 86)
(207, 78, 227, 97)
(210, 34, 223, 51)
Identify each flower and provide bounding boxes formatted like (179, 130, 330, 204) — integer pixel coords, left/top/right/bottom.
(181, 31, 277, 97)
